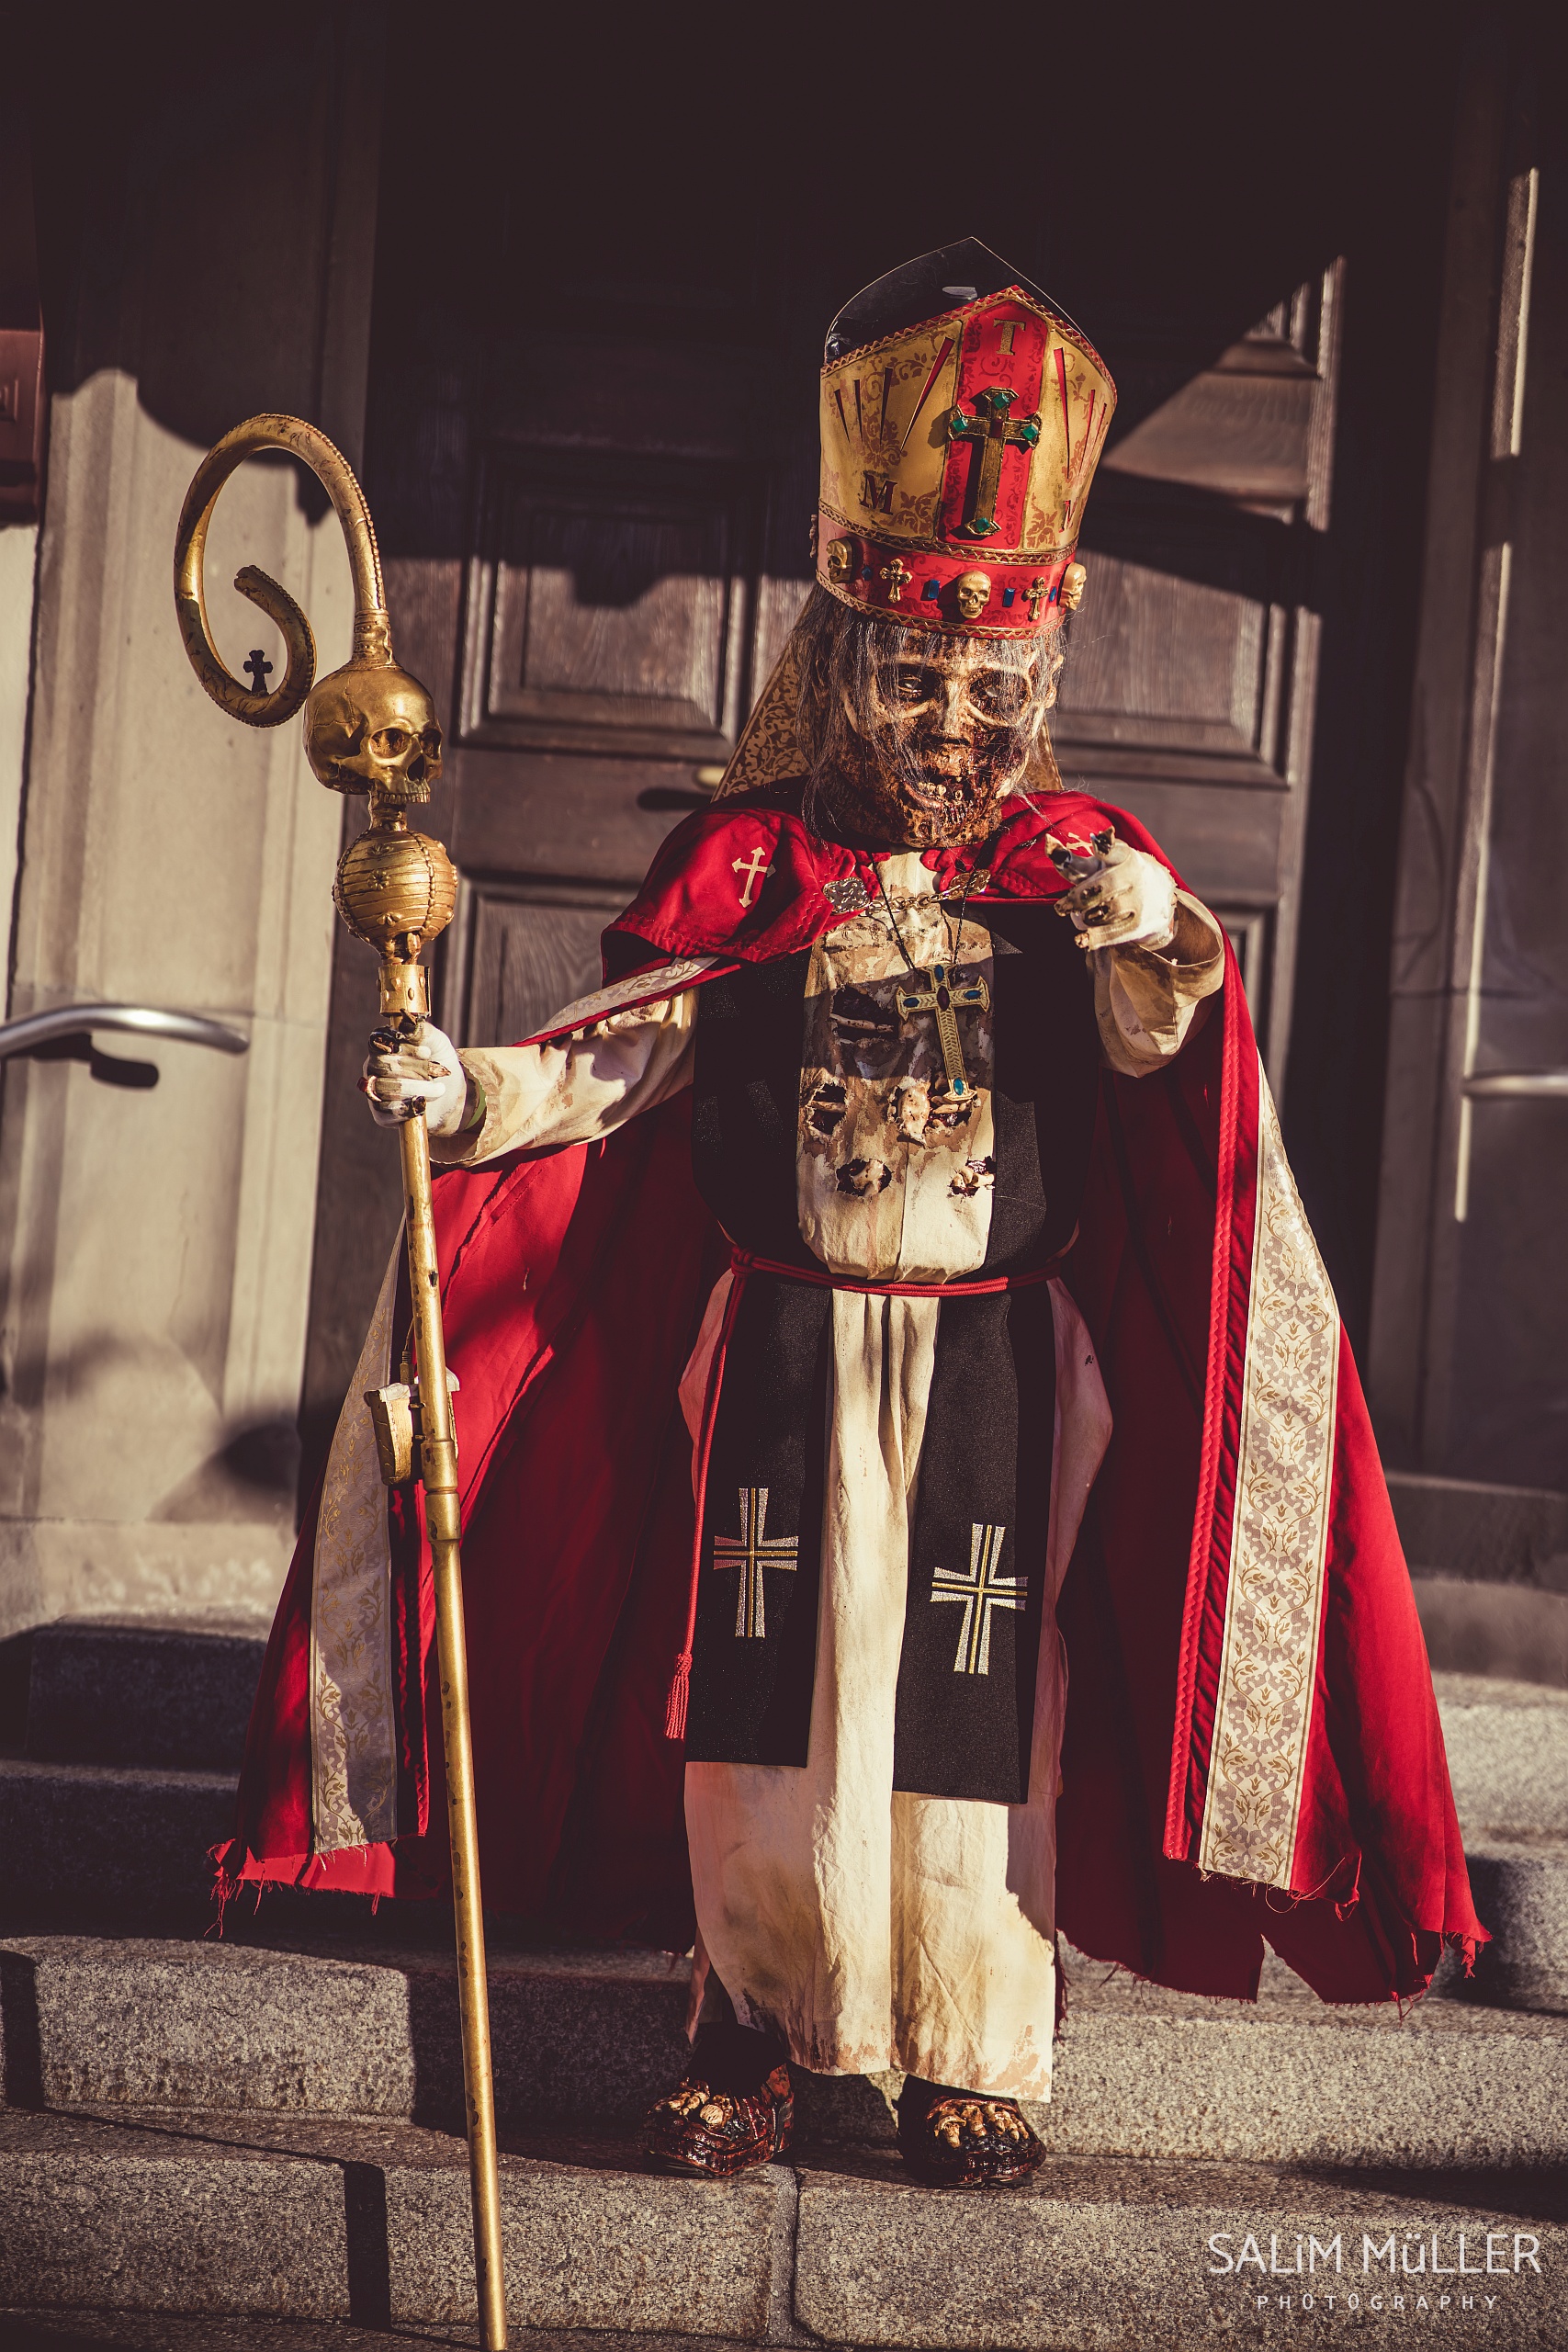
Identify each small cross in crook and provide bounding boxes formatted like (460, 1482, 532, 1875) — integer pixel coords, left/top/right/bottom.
(243, 649, 274, 695)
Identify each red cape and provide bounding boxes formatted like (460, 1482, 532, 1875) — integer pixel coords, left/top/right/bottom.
(220, 790, 1483, 2003)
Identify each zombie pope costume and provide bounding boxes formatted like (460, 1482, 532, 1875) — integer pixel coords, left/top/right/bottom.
(220, 243, 1483, 2187)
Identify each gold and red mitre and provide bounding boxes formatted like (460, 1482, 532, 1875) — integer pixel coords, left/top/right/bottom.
(816, 238, 1116, 639)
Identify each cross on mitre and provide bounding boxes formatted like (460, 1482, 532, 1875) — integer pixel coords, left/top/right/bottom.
(947, 388, 1041, 542)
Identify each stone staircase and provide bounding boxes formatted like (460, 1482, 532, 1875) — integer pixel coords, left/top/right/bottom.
(0, 1621, 1564, 2348)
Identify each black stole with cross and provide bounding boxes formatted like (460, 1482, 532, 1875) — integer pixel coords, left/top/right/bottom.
(682, 910, 1098, 1803)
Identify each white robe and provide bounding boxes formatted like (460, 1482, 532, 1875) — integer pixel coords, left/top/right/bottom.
(438, 853, 1224, 2096)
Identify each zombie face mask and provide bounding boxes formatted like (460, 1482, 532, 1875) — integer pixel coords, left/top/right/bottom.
(820, 633, 1061, 849)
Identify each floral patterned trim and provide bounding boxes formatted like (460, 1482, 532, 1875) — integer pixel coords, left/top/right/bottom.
(522, 958, 719, 1044)
(1196, 1065, 1339, 1889)
(309, 1247, 400, 1853)
(712, 642, 803, 799)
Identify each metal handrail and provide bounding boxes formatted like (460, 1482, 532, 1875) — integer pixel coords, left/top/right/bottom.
(0, 1004, 250, 1060)
(1462, 1070, 1568, 1099)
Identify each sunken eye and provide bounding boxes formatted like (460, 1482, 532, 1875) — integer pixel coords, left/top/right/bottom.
(892, 668, 935, 706)
(969, 673, 1029, 721)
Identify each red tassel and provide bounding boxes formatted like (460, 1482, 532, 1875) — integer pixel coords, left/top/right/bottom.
(664, 1651, 692, 1741)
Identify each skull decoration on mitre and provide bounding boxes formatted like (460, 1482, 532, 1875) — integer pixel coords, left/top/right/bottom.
(304, 662, 445, 804)
(814, 237, 1116, 638)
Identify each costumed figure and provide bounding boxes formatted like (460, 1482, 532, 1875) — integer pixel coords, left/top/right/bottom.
(220, 242, 1484, 2190)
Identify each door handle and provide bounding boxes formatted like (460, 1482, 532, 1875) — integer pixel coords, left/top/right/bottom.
(0, 1003, 248, 1088)
(1462, 1071, 1568, 1100)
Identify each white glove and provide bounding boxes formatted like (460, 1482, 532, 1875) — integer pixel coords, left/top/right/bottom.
(1055, 834, 1177, 954)
(360, 1023, 469, 1135)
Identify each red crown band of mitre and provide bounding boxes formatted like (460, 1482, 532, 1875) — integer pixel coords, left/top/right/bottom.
(816, 277, 1116, 639)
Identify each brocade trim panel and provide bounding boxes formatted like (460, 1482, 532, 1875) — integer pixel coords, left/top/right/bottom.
(1198, 1067, 1339, 1889)
(310, 1248, 400, 1853)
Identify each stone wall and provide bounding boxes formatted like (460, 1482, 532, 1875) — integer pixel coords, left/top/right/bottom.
(0, 18, 383, 1637)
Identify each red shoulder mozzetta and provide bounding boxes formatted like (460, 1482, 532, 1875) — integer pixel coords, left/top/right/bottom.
(604, 790, 1185, 967)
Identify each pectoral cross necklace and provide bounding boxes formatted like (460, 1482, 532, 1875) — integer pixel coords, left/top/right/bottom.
(874, 847, 994, 1099)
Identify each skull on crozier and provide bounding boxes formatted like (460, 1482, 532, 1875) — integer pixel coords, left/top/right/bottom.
(304, 662, 445, 806)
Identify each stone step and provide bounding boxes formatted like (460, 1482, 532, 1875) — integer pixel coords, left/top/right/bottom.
(0, 2106, 1559, 2345)
(0, 2326, 736, 2352)
(8, 1626, 1562, 1838)
(14, 1617, 268, 1771)
(2, 1738, 1566, 2019)
(2, 1671, 1564, 1996)
(1435, 1673, 1568, 1838)
(4, 1933, 1567, 2171)
(0, 1935, 693, 2132)
(1465, 1838, 1568, 2011)
(0, 1758, 235, 1928)
(0, 2321, 753, 2352)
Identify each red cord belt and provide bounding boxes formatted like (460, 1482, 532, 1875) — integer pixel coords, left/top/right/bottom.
(726, 1243, 1072, 1297)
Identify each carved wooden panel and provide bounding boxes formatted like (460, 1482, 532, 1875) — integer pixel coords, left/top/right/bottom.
(1055, 537, 1290, 783)
(443, 878, 627, 1048)
(459, 451, 753, 761)
(1212, 907, 1270, 1024)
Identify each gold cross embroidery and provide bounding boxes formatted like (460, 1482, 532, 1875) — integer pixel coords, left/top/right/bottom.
(931, 1523, 1023, 1674)
(895, 960, 990, 1097)
(731, 847, 774, 910)
(712, 1487, 799, 1639)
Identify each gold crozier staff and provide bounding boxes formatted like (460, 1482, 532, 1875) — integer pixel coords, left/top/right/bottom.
(173, 414, 509, 2352)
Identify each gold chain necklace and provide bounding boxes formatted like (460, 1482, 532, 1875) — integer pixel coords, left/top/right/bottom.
(871, 843, 995, 1100)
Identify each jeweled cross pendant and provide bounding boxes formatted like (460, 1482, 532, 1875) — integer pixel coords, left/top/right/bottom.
(896, 961, 990, 1097)
(713, 1487, 799, 1639)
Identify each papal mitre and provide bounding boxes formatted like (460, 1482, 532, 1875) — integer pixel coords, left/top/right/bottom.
(715, 237, 1115, 797)
(816, 236, 1115, 638)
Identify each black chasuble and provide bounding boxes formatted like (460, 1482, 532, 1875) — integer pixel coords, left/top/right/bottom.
(682, 903, 1101, 1804)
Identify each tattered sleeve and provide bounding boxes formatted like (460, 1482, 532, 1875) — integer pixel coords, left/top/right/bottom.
(429, 987, 697, 1166)
(1091, 891, 1226, 1078)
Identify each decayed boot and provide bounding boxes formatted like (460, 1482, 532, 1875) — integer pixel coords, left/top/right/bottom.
(642, 2023, 794, 2177)
(895, 2075, 1045, 2188)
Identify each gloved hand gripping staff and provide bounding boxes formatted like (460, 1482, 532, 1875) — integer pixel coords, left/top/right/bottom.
(174, 415, 508, 2351)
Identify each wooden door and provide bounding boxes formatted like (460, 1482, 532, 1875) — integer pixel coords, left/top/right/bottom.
(1371, 28, 1568, 1497)
(437, 395, 798, 1047)
(297, 112, 818, 1475)
(1054, 275, 1341, 1074)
